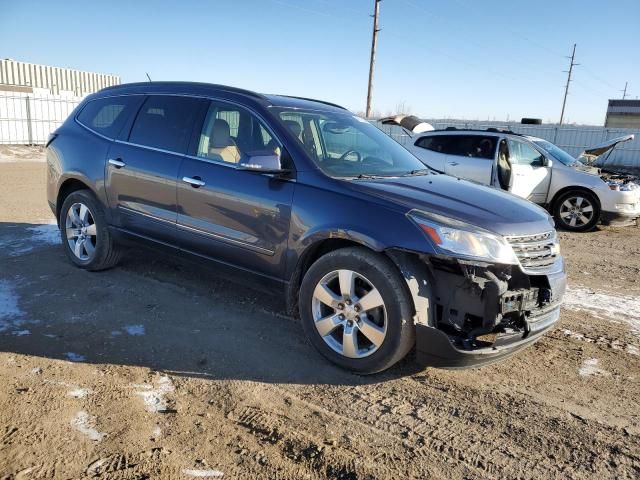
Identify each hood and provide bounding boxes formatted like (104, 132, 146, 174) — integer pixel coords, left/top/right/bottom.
(579, 134, 635, 163)
(380, 115, 434, 134)
(349, 174, 553, 237)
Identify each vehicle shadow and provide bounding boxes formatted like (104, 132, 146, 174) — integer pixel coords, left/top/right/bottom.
(0, 222, 424, 386)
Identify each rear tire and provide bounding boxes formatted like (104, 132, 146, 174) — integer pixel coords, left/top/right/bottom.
(59, 189, 122, 271)
(553, 190, 600, 232)
(299, 247, 415, 374)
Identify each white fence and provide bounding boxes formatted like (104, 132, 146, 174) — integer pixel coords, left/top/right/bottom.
(378, 119, 640, 170)
(0, 90, 82, 144)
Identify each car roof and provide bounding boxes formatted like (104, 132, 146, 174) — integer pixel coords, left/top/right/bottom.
(96, 81, 348, 113)
(419, 128, 541, 141)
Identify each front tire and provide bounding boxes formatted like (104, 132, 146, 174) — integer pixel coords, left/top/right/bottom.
(59, 189, 122, 271)
(299, 247, 415, 374)
(553, 190, 600, 232)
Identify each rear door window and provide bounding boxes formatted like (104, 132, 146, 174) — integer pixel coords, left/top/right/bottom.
(415, 135, 456, 154)
(129, 95, 202, 153)
(448, 135, 496, 159)
(76, 95, 141, 139)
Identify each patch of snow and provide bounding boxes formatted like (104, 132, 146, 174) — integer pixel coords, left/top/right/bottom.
(627, 345, 639, 356)
(134, 375, 174, 413)
(578, 358, 610, 377)
(71, 411, 105, 441)
(26, 223, 60, 245)
(12, 329, 30, 336)
(182, 469, 224, 478)
(65, 352, 86, 362)
(1, 222, 60, 257)
(124, 324, 145, 336)
(0, 280, 25, 333)
(564, 286, 640, 336)
(68, 388, 92, 398)
(110, 330, 123, 337)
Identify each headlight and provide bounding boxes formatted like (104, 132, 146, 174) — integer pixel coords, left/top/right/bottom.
(407, 210, 519, 264)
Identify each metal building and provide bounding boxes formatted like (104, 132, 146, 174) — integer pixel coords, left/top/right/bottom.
(605, 99, 640, 129)
(0, 58, 120, 96)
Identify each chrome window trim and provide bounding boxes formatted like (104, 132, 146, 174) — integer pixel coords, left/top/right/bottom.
(76, 92, 286, 157)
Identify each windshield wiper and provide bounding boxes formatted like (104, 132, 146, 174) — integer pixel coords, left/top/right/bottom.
(354, 173, 385, 179)
(403, 168, 431, 176)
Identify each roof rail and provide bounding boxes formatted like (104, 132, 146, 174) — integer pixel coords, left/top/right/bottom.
(436, 127, 520, 135)
(100, 81, 267, 100)
(276, 95, 348, 110)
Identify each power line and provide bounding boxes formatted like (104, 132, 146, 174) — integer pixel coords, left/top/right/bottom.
(366, 0, 381, 118)
(559, 43, 579, 125)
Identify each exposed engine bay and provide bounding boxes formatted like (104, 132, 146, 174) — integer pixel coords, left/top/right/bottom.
(424, 257, 560, 351)
(599, 170, 640, 192)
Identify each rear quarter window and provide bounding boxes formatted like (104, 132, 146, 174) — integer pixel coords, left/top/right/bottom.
(76, 96, 140, 139)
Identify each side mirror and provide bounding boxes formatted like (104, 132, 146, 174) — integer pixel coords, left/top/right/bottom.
(543, 157, 553, 168)
(238, 151, 289, 174)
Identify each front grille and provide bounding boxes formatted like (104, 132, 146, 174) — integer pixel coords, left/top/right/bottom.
(506, 231, 558, 272)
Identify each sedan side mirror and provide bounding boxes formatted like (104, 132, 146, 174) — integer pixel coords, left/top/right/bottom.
(239, 152, 289, 174)
(543, 158, 553, 168)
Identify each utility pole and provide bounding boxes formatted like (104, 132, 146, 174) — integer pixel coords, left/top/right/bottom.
(622, 82, 629, 99)
(559, 43, 579, 125)
(365, 0, 381, 118)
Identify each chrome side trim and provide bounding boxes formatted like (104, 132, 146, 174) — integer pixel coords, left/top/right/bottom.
(118, 206, 175, 225)
(176, 222, 274, 256)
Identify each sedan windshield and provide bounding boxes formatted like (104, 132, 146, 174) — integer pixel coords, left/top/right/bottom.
(272, 108, 427, 177)
(533, 139, 582, 167)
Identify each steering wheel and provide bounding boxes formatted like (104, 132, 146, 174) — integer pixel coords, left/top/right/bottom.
(339, 149, 362, 162)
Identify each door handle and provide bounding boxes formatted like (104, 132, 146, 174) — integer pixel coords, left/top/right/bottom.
(182, 176, 206, 188)
(108, 158, 126, 168)
(448, 161, 459, 166)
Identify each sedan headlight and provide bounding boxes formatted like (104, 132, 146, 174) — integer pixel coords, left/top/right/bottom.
(407, 210, 519, 264)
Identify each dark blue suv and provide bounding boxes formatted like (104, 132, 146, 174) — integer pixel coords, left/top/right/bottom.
(46, 82, 566, 373)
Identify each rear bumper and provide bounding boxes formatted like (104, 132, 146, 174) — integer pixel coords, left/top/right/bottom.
(415, 305, 560, 368)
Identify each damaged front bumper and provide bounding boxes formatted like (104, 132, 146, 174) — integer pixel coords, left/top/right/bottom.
(390, 251, 567, 369)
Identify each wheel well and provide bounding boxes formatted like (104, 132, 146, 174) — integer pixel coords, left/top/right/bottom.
(550, 186, 600, 212)
(285, 238, 374, 317)
(56, 179, 90, 220)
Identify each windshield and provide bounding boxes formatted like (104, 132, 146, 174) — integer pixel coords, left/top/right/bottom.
(533, 139, 582, 166)
(272, 108, 427, 177)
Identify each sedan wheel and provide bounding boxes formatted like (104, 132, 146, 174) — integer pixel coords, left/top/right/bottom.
(311, 269, 387, 359)
(559, 196, 594, 228)
(554, 190, 600, 232)
(65, 202, 97, 261)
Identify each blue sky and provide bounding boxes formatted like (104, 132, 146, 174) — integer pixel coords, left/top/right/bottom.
(1, 0, 638, 125)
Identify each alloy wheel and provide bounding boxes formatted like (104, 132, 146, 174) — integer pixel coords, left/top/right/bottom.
(559, 195, 594, 228)
(311, 269, 387, 359)
(65, 202, 97, 261)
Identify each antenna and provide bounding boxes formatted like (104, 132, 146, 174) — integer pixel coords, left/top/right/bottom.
(145, 72, 152, 82)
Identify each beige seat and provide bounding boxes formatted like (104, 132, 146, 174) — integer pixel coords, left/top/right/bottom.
(209, 119, 241, 164)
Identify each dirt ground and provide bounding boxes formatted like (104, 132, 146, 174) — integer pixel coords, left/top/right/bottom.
(1, 153, 639, 479)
